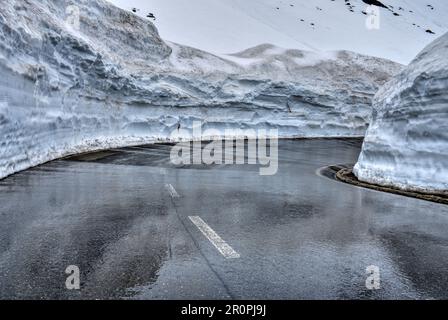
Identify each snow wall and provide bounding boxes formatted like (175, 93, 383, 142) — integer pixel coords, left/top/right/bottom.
(0, 0, 402, 179)
(354, 32, 448, 192)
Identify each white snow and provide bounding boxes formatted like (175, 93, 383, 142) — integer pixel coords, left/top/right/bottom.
(0, 0, 402, 179)
(108, 0, 448, 64)
(354, 32, 448, 192)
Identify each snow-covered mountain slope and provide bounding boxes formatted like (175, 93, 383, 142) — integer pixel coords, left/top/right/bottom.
(0, 0, 401, 179)
(354, 32, 448, 192)
(109, 0, 448, 64)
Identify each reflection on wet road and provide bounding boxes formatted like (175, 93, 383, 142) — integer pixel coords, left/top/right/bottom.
(0, 139, 447, 299)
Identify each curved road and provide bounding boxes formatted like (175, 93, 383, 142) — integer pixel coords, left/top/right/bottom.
(0, 139, 447, 299)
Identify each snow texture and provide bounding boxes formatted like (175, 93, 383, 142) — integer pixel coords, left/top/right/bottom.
(0, 0, 401, 179)
(354, 32, 448, 192)
(109, 0, 448, 64)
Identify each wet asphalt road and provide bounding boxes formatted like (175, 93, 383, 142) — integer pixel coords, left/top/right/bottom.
(0, 139, 448, 300)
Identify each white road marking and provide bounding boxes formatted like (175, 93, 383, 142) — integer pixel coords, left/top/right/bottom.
(165, 184, 180, 198)
(188, 216, 240, 259)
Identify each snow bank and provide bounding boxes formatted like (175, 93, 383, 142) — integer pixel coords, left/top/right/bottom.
(0, 0, 401, 179)
(354, 32, 448, 192)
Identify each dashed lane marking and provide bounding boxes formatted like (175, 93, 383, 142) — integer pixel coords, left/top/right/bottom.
(188, 216, 240, 259)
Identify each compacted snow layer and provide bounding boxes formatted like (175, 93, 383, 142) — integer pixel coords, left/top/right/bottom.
(354, 32, 448, 192)
(0, 0, 401, 179)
